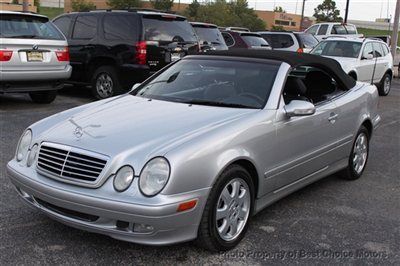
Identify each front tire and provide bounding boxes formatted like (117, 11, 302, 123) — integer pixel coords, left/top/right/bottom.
(378, 73, 391, 96)
(29, 90, 57, 104)
(197, 165, 254, 251)
(91, 66, 121, 99)
(339, 126, 369, 180)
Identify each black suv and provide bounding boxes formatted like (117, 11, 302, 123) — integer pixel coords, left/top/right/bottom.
(53, 10, 199, 99)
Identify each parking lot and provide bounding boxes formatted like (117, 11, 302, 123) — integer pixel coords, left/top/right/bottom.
(0, 80, 399, 264)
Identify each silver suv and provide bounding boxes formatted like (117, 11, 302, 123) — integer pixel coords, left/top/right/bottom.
(0, 11, 71, 103)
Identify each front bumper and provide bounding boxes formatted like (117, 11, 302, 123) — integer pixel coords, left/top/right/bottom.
(7, 162, 210, 245)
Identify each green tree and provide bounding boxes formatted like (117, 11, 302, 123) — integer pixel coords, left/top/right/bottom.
(184, 0, 265, 31)
(107, 0, 142, 9)
(71, 0, 96, 11)
(273, 6, 285, 13)
(186, 0, 200, 18)
(150, 0, 174, 11)
(313, 0, 343, 22)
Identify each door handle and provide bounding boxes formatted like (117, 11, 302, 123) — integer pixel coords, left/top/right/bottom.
(328, 113, 338, 124)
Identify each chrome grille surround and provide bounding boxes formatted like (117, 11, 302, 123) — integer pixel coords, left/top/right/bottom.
(36, 142, 109, 187)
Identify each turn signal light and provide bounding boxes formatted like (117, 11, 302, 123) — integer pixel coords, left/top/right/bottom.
(56, 47, 70, 61)
(177, 199, 197, 212)
(0, 50, 13, 61)
(297, 48, 304, 53)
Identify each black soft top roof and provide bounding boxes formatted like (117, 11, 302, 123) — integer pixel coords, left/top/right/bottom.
(203, 49, 356, 90)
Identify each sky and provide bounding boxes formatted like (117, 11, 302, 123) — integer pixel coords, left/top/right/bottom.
(247, 0, 397, 22)
(180, 0, 397, 22)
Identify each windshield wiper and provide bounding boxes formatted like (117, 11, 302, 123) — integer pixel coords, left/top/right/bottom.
(183, 99, 256, 109)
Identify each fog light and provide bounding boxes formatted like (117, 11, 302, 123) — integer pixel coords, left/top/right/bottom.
(133, 223, 154, 233)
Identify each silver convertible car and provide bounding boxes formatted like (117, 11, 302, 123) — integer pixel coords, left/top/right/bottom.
(7, 50, 381, 251)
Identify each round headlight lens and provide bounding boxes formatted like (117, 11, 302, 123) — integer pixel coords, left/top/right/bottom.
(139, 157, 170, 197)
(27, 144, 38, 167)
(113, 166, 134, 192)
(16, 130, 32, 162)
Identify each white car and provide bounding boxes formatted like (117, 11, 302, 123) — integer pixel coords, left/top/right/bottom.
(258, 31, 319, 53)
(305, 23, 361, 41)
(311, 38, 393, 96)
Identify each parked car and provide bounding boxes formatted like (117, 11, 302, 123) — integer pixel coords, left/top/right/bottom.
(221, 31, 271, 50)
(0, 11, 71, 104)
(305, 22, 362, 41)
(190, 22, 228, 51)
(258, 31, 319, 53)
(53, 10, 199, 99)
(311, 37, 393, 96)
(7, 50, 381, 251)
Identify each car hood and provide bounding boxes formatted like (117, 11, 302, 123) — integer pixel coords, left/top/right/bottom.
(323, 56, 358, 72)
(38, 95, 257, 159)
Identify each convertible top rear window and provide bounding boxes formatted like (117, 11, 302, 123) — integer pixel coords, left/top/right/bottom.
(133, 59, 279, 109)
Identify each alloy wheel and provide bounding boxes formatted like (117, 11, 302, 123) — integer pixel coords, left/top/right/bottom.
(383, 76, 391, 95)
(216, 178, 251, 241)
(352, 133, 368, 174)
(96, 73, 114, 98)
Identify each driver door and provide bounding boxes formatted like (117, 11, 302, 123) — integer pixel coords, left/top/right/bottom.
(357, 42, 375, 83)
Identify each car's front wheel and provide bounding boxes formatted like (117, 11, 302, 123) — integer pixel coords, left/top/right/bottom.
(339, 126, 369, 180)
(29, 91, 57, 104)
(378, 73, 391, 96)
(197, 165, 254, 251)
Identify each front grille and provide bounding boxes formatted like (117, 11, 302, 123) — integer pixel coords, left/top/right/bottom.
(37, 142, 108, 185)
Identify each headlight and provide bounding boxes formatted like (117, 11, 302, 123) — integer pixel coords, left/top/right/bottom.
(139, 157, 170, 197)
(27, 144, 38, 167)
(113, 166, 134, 192)
(16, 130, 32, 162)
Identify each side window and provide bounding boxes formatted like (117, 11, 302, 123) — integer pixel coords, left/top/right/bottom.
(306, 25, 319, 35)
(72, 15, 97, 39)
(345, 25, 357, 34)
(380, 43, 389, 55)
(53, 16, 72, 37)
(373, 42, 384, 57)
(103, 14, 138, 40)
(317, 24, 328, 35)
(362, 43, 374, 58)
(222, 32, 235, 47)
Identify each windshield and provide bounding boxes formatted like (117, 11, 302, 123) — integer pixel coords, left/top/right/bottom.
(143, 16, 197, 43)
(193, 26, 226, 46)
(311, 41, 362, 58)
(132, 59, 279, 109)
(0, 15, 64, 40)
(297, 33, 319, 48)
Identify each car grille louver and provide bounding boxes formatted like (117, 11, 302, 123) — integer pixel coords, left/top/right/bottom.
(37, 143, 108, 185)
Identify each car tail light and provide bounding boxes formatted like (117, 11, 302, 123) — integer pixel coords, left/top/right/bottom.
(55, 47, 70, 61)
(297, 48, 304, 53)
(0, 50, 13, 61)
(135, 41, 147, 65)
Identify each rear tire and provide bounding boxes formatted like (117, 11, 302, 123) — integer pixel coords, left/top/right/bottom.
(91, 66, 122, 99)
(338, 126, 369, 180)
(196, 165, 254, 252)
(29, 91, 57, 104)
(377, 73, 391, 96)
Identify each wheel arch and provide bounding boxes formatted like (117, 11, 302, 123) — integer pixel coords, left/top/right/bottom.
(361, 119, 373, 138)
(87, 56, 118, 80)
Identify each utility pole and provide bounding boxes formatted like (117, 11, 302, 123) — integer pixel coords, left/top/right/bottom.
(344, 0, 350, 23)
(300, 0, 306, 31)
(390, 0, 400, 57)
(22, 0, 29, 12)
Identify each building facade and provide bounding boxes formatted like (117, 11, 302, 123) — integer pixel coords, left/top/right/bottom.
(0, 0, 37, 12)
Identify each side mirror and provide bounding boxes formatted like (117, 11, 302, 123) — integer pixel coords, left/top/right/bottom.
(131, 83, 141, 90)
(284, 100, 316, 117)
(362, 54, 373, 60)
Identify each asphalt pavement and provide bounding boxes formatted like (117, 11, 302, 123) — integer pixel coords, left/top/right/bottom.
(0, 82, 399, 265)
